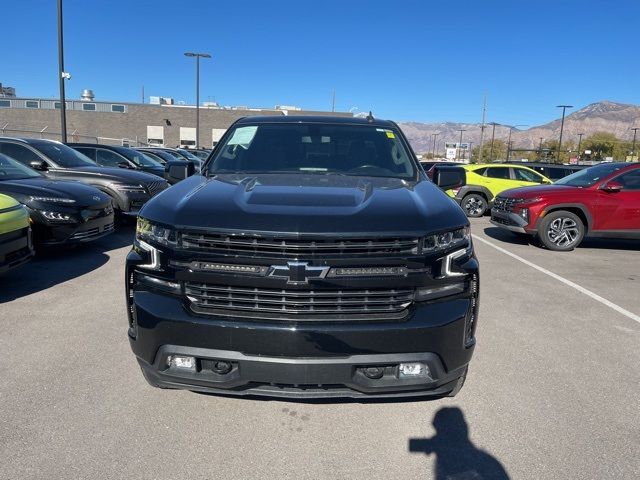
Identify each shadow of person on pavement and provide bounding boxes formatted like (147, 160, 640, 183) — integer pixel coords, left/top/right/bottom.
(409, 407, 510, 480)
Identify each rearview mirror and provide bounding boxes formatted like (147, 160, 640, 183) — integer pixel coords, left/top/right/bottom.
(601, 181, 622, 193)
(432, 165, 466, 191)
(165, 160, 195, 183)
(29, 160, 48, 171)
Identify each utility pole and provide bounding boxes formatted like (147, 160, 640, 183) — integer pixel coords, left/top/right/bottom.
(57, 0, 67, 143)
(488, 122, 499, 162)
(630, 128, 639, 161)
(184, 52, 212, 149)
(576, 133, 584, 162)
(331, 89, 336, 112)
(505, 124, 527, 162)
(556, 104, 573, 163)
(457, 129, 466, 160)
(432, 133, 440, 159)
(141, 85, 145, 104)
(477, 95, 487, 163)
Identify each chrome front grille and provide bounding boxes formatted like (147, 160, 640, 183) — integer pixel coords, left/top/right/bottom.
(185, 283, 414, 320)
(493, 197, 515, 212)
(146, 181, 168, 197)
(180, 233, 420, 257)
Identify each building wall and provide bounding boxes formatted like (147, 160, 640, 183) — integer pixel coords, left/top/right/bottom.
(0, 99, 352, 147)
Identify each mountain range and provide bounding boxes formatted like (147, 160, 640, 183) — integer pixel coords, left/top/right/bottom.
(399, 101, 640, 154)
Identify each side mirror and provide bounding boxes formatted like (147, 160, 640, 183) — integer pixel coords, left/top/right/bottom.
(29, 160, 48, 171)
(165, 160, 195, 183)
(432, 165, 466, 191)
(601, 181, 622, 193)
(117, 161, 132, 169)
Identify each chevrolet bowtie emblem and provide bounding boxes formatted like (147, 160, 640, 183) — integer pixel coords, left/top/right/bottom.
(268, 262, 329, 284)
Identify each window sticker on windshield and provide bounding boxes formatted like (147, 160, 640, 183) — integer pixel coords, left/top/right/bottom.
(228, 126, 258, 146)
(376, 128, 396, 139)
(386, 131, 395, 139)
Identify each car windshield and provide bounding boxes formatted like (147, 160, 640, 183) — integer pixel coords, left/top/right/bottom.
(0, 153, 42, 180)
(555, 163, 628, 187)
(115, 148, 162, 168)
(30, 140, 96, 168)
(177, 149, 200, 161)
(207, 123, 416, 179)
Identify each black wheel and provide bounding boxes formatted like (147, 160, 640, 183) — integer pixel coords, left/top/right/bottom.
(461, 194, 487, 217)
(537, 210, 584, 251)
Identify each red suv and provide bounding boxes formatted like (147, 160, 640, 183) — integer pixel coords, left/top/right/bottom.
(490, 162, 640, 251)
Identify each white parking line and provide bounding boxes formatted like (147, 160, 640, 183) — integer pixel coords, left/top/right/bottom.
(472, 234, 640, 325)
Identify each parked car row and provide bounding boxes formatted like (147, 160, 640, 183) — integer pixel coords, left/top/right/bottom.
(0, 137, 179, 273)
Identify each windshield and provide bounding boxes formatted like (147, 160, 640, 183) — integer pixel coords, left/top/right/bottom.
(0, 153, 42, 180)
(555, 163, 628, 187)
(177, 149, 200, 161)
(115, 147, 162, 168)
(208, 123, 416, 179)
(31, 141, 96, 168)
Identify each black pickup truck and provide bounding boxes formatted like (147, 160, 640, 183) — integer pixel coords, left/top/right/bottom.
(126, 115, 479, 399)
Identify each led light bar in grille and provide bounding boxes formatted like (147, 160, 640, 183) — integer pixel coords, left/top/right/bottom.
(328, 266, 407, 277)
(169, 260, 269, 274)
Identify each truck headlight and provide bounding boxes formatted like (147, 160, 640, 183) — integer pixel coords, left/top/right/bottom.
(422, 226, 470, 253)
(30, 196, 76, 204)
(136, 217, 177, 247)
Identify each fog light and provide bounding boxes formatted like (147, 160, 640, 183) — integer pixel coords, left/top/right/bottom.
(399, 362, 429, 378)
(363, 366, 384, 379)
(168, 355, 196, 371)
(212, 361, 232, 375)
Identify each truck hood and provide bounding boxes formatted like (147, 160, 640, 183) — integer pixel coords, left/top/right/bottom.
(141, 174, 468, 236)
(0, 178, 111, 207)
(499, 184, 587, 199)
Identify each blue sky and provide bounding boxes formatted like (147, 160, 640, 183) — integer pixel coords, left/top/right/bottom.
(2, 0, 639, 126)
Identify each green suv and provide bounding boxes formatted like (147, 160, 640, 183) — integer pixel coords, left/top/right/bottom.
(447, 164, 552, 217)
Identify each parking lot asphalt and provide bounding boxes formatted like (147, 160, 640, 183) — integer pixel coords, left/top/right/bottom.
(1, 218, 638, 480)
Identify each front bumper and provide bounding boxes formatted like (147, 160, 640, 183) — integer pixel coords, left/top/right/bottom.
(490, 208, 529, 233)
(0, 227, 33, 274)
(129, 289, 476, 399)
(35, 213, 115, 246)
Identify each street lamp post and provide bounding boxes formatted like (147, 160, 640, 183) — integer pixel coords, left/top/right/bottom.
(556, 105, 573, 163)
(432, 133, 440, 159)
(539, 137, 544, 160)
(576, 133, 584, 162)
(57, 0, 67, 143)
(630, 128, 639, 161)
(184, 52, 211, 149)
(457, 129, 466, 160)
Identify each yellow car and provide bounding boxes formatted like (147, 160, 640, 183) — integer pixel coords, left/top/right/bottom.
(447, 164, 552, 217)
(0, 193, 33, 274)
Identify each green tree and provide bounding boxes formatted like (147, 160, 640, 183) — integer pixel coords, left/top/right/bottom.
(471, 139, 507, 163)
(581, 132, 619, 161)
(538, 139, 576, 163)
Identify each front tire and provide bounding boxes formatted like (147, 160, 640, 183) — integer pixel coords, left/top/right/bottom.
(461, 193, 487, 217)
(537, 210, 584, 251)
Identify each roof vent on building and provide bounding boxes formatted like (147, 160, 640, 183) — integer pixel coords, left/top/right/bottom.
(81, 89, 95, 101)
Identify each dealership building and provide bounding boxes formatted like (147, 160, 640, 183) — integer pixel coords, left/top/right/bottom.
(0, 91, 352, 148)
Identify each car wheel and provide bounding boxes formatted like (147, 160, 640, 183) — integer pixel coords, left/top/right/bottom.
(537, 210, 584, 251)
(462, 194, 487, 217)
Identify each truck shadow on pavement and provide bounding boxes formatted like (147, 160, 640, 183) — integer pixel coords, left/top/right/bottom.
(482, 226, 640, 251)
(0, 225, 135, 303)
(409, 407, 510, 480)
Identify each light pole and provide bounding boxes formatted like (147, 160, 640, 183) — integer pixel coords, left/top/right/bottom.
(539, 137, 544, 160)
(184, 52, 211, 149)
(556, 105, 573, 162)
(488, 122, 499, 162)
(457, 129, 466, 160)
(57, 0, 67, 143)
(630, 128, 639, 161)
(432, 133, 440, 159)
(576, 133, 584, 162)
(506, 124, 527, 162)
